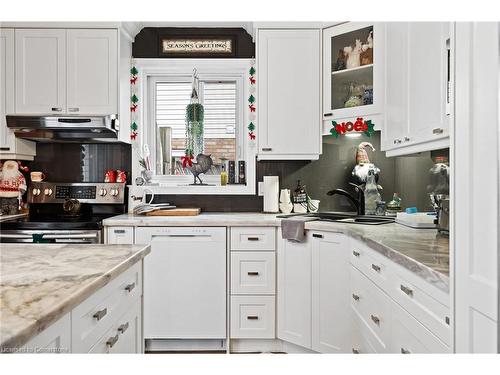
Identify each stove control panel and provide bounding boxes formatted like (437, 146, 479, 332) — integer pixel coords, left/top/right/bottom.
(28, 182, 126, 204)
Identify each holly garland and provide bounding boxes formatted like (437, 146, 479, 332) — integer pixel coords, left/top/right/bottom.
(130, 65, 139, 142)
(248, 65, 256, 143)
(330, 117, 375, 138)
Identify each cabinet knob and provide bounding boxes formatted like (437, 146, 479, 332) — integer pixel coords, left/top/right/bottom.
(93, 308, 107, 321)
(352, 250, 360, 257)
(312, 233, 323, 238)
(371, 264, 381, 272)
(118, 322, 129, 334)
(51, 107, 62, 112)
(247, 271, 259, 276)
(400, 284, 413, 296)
(124, 282, 136, 292)
(404, 136, 411, 142)
(106, 334, 119, 348)
(370, 314, 380, 325)
(324, 113, 333, 117)
(261, 148, 272, 152)
(0, 147, 11, 151)
(352, 293, 360, 301)
(433, 128, 444, 135)
(247, 315, 259, 320)
(401, 348, 411, 354)
(352, 348, 360, 354)
(247, 237, 260, 241)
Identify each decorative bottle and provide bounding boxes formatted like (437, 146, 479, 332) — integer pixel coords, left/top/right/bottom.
(364, 170, 381, 215)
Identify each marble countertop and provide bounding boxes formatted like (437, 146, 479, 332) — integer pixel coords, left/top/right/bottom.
(104, 213, 449, 292)
(0, 244, 150, 350)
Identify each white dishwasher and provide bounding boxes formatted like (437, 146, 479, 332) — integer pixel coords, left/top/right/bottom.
(136, 227, 227, 349)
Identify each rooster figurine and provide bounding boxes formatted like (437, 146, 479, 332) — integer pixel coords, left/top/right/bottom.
(187, 154, 213, 185)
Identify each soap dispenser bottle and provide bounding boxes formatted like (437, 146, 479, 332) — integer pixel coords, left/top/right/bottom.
(364, 169, 381, 215)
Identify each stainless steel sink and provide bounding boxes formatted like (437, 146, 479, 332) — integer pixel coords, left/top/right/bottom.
(277, 212, 395, 225)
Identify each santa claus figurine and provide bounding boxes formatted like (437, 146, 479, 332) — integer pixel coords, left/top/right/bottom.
(0, 160, 27, 215)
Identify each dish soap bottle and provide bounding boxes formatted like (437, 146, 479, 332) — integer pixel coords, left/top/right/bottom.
(364, 169, 381, 215)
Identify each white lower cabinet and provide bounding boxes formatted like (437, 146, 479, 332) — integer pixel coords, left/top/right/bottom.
(277, 231, 312, 348)
(23, 262, 144, 354)
(230, 296, 275, 339)
(311, 232, 350, 353)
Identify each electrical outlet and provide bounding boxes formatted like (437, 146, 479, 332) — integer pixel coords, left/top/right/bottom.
(258, 181, 264, 196)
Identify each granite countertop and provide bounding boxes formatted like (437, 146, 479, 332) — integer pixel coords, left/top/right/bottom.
(0, 244, 151, 350)
(104, 213, 449, 292)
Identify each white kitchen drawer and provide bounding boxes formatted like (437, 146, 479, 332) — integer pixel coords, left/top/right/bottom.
(350, 238, 391, 290)
(230, 227, 276, 251)
(351, 318, 379, 354)
(72, 262, 142, 353)
(107, 227, 134, 244)
(230, 296, 276, 339)
(350, 266, 391, 352)
(388, 270, 451, 345)
(391, 302, 449, 353)
(231, 251, 276, 295)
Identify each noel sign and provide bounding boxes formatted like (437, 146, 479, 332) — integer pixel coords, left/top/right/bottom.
(162, 38, 233, 54)
(330, 117, 375, 138)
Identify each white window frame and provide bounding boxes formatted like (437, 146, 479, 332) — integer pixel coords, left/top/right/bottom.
(133, 58, 256, 195)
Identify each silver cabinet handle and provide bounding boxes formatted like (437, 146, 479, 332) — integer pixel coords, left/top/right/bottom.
(125, 282, 136, 292)
(93, 308, 107, 321)
(106, 334, 119, 348)
(400, 284, 413, 296)
(51, 107, 62, 112)
(371, 264, 381, 272)
(247, 271, 259, 276)
(0, 147, 11, 151)
(118, 322, 129, 334)
(352, 250, 360, 257)
(445, 316, 450, 325)
(370, 314, 380, 325)
(324, 113, 333, 117)
(312, 233, 323, 238)
(261, 148, 272, 152)
(404, 136, 411, 142)
(247, 315, 259, 320)
(433, 128, 444, 135)
(401, 348, 411, 354)
(68, 107, 79, 112)
(247, 237, 260, 241)
(114, 229, 126, 234)
(352, 348, 360, 354)
(352, 293, 360, 301)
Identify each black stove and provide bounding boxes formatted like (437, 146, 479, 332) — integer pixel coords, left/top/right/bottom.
(0, 182, 126, 243)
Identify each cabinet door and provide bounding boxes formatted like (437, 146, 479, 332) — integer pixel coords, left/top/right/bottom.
(277, 230, 312, 348)
(67, 29, 118, 115)
(408, 22, 451, 144)
(383, 22, 409, 150)
(24, 313, 71, 353)
(15, 29, 66, 114)
(109, 301, 142, 354)
(311, 232, 350, 353)
(1, 29, 15, 151)
(257, 29, 321, 160)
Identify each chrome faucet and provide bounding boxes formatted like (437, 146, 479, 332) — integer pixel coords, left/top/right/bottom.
(327, 183, 365, 216)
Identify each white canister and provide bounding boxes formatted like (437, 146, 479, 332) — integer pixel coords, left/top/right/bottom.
(263, 176, 279, 213)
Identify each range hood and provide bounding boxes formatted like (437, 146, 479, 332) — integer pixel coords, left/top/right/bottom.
(6, 115, 121, 143)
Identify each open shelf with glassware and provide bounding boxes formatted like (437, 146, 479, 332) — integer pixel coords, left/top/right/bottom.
(323, 22, 384, 122)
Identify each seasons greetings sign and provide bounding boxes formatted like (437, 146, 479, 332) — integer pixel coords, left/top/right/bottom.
(162, 38, 233, 54)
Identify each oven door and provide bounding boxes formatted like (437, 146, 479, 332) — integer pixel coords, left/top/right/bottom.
(0, 230, 102, 244)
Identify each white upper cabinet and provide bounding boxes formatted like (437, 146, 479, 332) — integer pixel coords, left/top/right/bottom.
(1, 28, 36, 159)
(323, 22, 384, 124)
(15, 29, 67, 114)
(383, 22, 452, 156)
(257, 29, 321, 160)
(14, 28, 118, 116)
(67, 29, 118, 114)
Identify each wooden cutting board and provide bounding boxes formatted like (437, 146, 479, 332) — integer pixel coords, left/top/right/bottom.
(145, 208, 201, 216)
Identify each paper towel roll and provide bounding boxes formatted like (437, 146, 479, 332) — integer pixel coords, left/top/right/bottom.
(263, 176, 279, 213)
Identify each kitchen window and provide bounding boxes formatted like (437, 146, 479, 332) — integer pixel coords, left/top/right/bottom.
(153, 79, 238, 175)
(139, 59, 255, 194)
